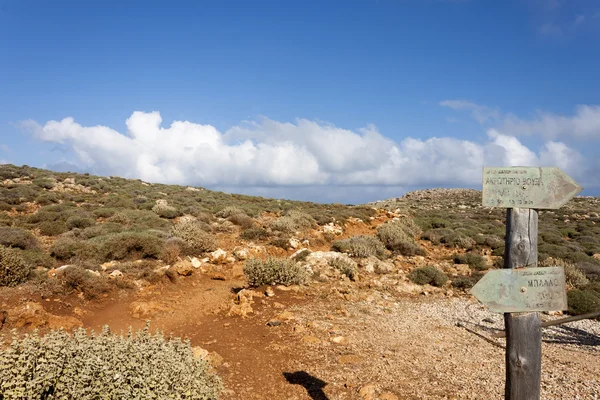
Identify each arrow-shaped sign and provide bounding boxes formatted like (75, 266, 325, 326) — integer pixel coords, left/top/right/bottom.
(482, 167, 582, 209)
(470, 266, 568, 313)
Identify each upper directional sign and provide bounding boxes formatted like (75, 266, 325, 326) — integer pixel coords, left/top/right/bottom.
(482, 167, 582, 209)
(470, 266, 568, 313)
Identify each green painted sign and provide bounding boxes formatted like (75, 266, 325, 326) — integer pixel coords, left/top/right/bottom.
(470, 266, 568, 313)
(482, 167, 582, 209)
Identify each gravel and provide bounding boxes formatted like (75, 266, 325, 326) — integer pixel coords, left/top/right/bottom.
(286, 294, 600, 399)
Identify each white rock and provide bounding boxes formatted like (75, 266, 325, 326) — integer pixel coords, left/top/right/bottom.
(86, 270, 101, 277)
(190, 257, 202, 268)
(210, 249, 228, 264)
(289, 238, 301, 249)
(109, 270, 123, 278)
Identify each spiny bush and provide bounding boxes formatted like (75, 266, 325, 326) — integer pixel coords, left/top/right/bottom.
(244, 257, 309, 286)
(329, 257, 357, 280)
(0, 245, 32, 287)
(271, 210, 316, 233)
(440, 232, 476, 250)
(540, 257, 590, 289)
(171, 221, 217, 254)
(331, 235, 387, 259)
(0, 324, 222, 399)
(98, 232, 164, 261)
(453, 253, 487, 271)
(409, 266, 448, 287)
(93, 207, 118, 218)
(0, 226, 38, 250)
(32, 177, 55, 189)
(161, 237, 184, 264)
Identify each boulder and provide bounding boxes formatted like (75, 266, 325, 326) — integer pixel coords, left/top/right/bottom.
(173, 260, 194, 276)
(6, 302, 82, 331)
(109, 270, 123, 279)
(210, 249, 228, 264)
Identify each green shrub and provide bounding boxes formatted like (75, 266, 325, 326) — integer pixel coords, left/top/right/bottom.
(215, 206, 246, 218)
(567, 289, 600, 315)
(331, 235, 387, 259)
(50, 238, 99, 262)
(32, 177, 55, 189)
(451, 274, 483, 290)
(409, 266, 448, 287)
(453, 253, 487, 271)
(244, 257, 309, 286)
(152, 203, 180, 219)
(421, 228, 452, 245)
(93, 207, 118, 218)
(271, 210, 316, 233)
(20, 249, 56, 269)
(0, 325, 222, 399)
(38, 220, 68, 236)
(440, 232, 475, 250)
(0, 227, 38, 250)
(35, 192, 60, 205)
(240, 227, 269, 241)
(269, 236, 291, 250)
(0, 245, 31, 287)
(329, 257, 357, 280)
(377, 220, 425, 255)
(170, 221, 217, 254)
(98, 232, 164, 261)
(66, 215, 95, 230)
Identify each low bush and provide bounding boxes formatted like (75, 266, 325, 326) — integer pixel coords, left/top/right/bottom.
(50, 238, 99, 262)
(93, 207, 118, 218)
(161, 237, 184, 264)
(66, 215, 95, 230)
(451, 274, 483, 290)
(20, 249, 56, 269)
(228, 213, 255, 229)
(329, 257, 357, 280)
(269, 236, 291, 250)
(58, 266, 112, 299)
(409, 266, 448, 287)
(244, 257, 309, 286)
(32, 177, 55, 189)
(453, 253, 487, 271)
(38, 220, 68, 236)
(0, 245, 32, 287)
(440, 232, 475, 250)
(0, 226, 38, 250)
(98, 232, 164, 261)
(171, 221, 217, 254)
(331, 235, 387, 259)
(377, 220, 426, 256)
(215, 206, 246, 218)
(152, 203, 180, 219)
(567, 289, 600, 315)
(271, 210, 316, 233)
(0, 325, 222, 399)
(240, 227, 269, 241)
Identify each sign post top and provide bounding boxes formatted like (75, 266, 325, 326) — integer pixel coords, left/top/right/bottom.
(482, 166, 582, 209)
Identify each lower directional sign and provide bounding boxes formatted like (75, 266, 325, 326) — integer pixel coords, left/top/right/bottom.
(470, 266, 568, 313)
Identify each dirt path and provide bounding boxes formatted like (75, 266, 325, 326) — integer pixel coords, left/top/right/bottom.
(65, 272, 600, 400)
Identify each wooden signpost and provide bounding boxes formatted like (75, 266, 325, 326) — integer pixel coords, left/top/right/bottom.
(473, 166, 582, 400)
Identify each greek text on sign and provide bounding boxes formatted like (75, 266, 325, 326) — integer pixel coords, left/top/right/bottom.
(470, 266, 567, 313)
(482, 167, 582, 209)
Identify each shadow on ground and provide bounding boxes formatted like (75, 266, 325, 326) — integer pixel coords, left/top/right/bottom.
(283, 371, 329, 400)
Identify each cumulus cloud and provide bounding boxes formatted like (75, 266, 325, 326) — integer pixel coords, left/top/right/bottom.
(21, 111, 591, 201)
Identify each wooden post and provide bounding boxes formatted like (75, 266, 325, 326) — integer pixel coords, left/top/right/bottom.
(503, 208, 542, 400)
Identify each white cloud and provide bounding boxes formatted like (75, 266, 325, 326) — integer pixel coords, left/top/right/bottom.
(21, 111, 592, 201)
(439, 100, 501, 124)
(442, 100, 600, 140)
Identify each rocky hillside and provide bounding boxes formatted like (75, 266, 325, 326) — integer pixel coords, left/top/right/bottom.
(1, 165, 600, 399)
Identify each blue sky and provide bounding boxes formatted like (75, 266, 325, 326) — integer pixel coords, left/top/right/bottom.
(1, 0, 599, 203)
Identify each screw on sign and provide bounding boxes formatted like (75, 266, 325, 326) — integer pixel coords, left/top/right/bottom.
(477, 166, 582, 400)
